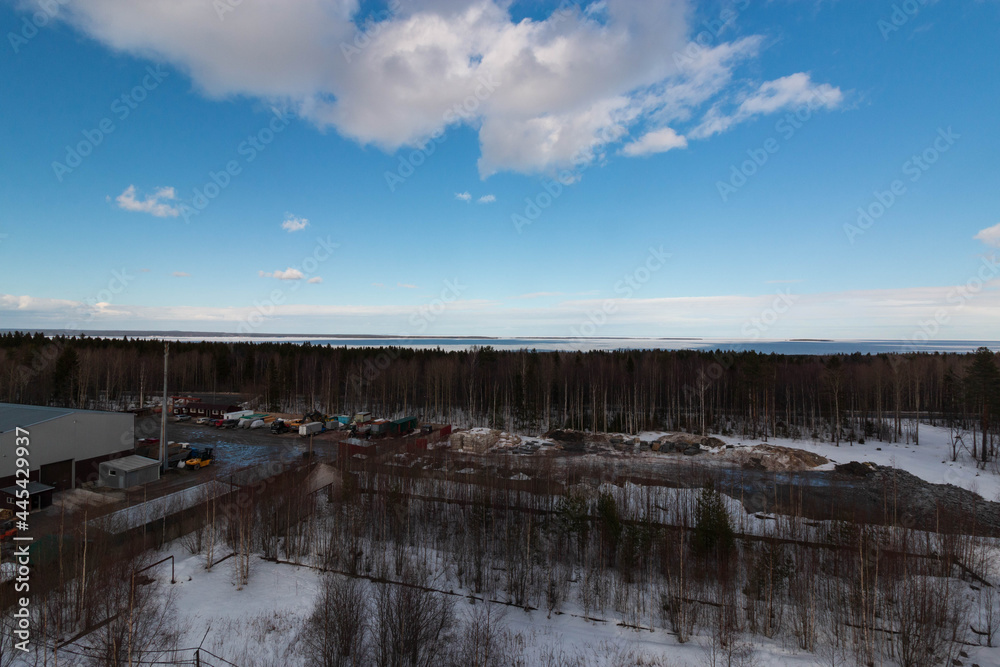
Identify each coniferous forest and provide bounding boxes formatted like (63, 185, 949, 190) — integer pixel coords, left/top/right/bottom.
(2, 333, 998, 453)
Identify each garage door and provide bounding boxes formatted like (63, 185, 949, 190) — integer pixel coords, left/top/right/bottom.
(40, 459, 74, 491)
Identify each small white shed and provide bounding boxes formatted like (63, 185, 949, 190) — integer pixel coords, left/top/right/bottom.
(99, 455, 161, 489)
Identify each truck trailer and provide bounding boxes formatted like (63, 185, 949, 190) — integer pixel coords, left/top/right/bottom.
(299, 422, 324, 436)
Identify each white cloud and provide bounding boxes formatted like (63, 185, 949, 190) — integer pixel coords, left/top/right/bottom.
(455, 192, 472, 202)
(975, 223, 1000, 247)
(259, 268, 305, 280)
(690, 73, 843, 139)
(35, 1, 842, 176)
(308, 276, 323, 284)
(397, 282, 418, 289)
(281, 214, 309, 232)
(478, 194, 496, 204)
(172, 272, 190, 277)
(621, 127, 687, 157)
(114, 185, 179, 218)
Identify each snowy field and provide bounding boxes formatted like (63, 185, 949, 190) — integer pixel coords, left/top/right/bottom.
(39, 535, 994, 667)
(15, 420, 1000, 666)
(705, 423, 1000, 502)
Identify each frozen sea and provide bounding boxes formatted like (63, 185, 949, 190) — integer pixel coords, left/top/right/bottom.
(119, 334, 1000, 354)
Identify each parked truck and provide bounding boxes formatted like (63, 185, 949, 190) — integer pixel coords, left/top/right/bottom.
(299, 421, 324, 436)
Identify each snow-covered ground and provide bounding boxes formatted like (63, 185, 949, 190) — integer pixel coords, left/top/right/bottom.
(705, 423, 1000, 502)
(18, 420, 1000, 666)
(47, 536, 992, 667)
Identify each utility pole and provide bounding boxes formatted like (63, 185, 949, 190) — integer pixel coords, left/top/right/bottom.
(160, 342, 169, 474)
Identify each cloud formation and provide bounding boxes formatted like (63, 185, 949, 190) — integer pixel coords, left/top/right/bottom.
(259, 268, 305, 280)
(622, 127, 688, 157)
(281, 214, 309, 232)
(114, 185, 179, 217)
(690, 73, 843, 139)
(975, 223, 1000, 248)
(35, 1, 843, 177)
(478, 194, 496, 204)
(455, 192, 472, 202)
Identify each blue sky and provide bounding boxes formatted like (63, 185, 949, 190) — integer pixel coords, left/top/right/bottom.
(1, 0, 999, 339)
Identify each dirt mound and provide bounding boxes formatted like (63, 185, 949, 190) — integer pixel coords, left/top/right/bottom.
(835, 461, 877, 477)
(545, 429, 585, 443)
(723, 444, 830, 472)
(544, 429, 589, 452)
(650, 433, 725, 454)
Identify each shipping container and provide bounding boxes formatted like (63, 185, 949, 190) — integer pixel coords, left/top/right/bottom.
(299, 421, 324, 436)
(388, 416, 418, 437)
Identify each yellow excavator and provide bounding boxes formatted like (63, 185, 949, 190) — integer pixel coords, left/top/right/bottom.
(184, 447, 214, 469)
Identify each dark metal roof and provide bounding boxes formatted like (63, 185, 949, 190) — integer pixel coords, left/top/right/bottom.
(391, 416, 418, 425)
(182, 403, 241, 411)
(0, 403, 73, 433)
(0, 481, 55, 496)
(0, 402, 130, 433)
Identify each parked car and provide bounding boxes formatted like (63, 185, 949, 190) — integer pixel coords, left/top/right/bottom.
(221, 418, 239, 429)
(176, 414, 191, 422)
(195, 417, 212, 425)
(210, 418, 225, 427)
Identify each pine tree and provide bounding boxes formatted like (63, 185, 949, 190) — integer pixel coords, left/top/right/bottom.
(694, 481, 735, 557)
(965, 347, 1000, 463)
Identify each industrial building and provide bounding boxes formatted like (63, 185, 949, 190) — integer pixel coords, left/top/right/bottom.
(0, 403, 136, 491)
(99, 455, 161, 489)
(176, 402, 241, 419)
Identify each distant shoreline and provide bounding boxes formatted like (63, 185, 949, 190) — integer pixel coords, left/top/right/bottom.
(2, 330, 997, 355)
